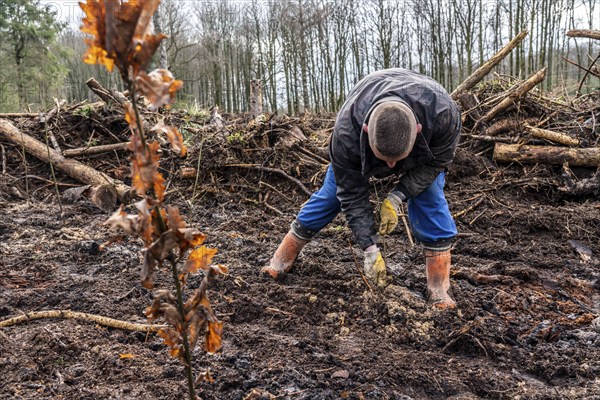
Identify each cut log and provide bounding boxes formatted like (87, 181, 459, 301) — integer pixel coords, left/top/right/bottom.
(567, 29, 600, 41)
(452, 30, 528, 99)
(493, 143, 600, 167)
(87, 185, 118, 211)
(63, 142, 130, 157)
(179, 167, 196, 180)
(524, 124, 580, 147)
(485, 117, 538, 136)
(0, 119, 130, 206)
(478, 67, 547, 126)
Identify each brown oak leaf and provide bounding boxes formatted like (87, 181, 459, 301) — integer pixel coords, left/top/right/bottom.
(137, 69, 183, 111)
(183, 246, 218, 276)
(205, 321, 223, 354)
(151, 121, 187, 157)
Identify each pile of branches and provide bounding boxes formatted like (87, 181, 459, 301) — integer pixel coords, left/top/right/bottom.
(0, 79, 334, 210)
(448, 29, 600, 198)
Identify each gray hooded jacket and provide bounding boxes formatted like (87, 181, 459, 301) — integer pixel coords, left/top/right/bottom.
(328, 68, 461, 250)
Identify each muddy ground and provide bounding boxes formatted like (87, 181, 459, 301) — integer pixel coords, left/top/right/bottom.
(0, 109, 599, 400)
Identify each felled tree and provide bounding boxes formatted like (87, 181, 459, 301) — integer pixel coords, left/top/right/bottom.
(79, 2, 226, 399)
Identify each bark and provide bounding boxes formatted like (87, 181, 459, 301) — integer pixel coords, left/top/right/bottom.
(485, 118, 538, 136)
(525, 124, 580, 147)
(452, 30, 528, 99)
(250, 79, 263, 117)
(493, 143, 600, 167)
(566, 29, 600, 41)
(0, 119, 130, 204)
(86, 185, 118, 211)
(457, 92, 482, 120)
(152, 3, 169, 69)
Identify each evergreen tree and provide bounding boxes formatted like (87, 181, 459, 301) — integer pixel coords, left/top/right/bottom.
(0, 0, 66, 111)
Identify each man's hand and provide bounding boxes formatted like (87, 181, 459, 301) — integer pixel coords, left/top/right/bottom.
(378, 192, 404, 235)
(363, 246, 387, 287)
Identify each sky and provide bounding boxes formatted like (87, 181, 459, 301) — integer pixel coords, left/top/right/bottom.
(39, 0, 599, 28)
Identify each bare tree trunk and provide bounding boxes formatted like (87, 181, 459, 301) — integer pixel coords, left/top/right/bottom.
(152, 3, 169, 69)
(250, 79, 263, 117)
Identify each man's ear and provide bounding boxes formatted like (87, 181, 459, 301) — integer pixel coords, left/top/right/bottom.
(416, 123, 422, 134)
(362, 123, 369, 133)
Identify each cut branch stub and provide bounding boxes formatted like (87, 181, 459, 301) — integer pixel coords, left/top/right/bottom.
(566, 29, 600, 41)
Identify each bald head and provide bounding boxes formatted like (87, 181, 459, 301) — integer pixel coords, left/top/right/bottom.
(368, 102, 417, 160)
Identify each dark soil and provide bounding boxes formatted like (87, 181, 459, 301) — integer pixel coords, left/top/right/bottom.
(0, 107, 599, 400)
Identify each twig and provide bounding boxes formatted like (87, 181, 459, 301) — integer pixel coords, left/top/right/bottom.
(349, 239, 372, 291)
(0, 144, 5, 174)
(14, 175, 80, 187)
(464, 134, 519, 144)
(265, 307, 299, 318)
(262, 201, 284, 216)
(576, 53, 600, 97)
(42, 108, 64, 220)
(0, 113, 38, 118)
(293, 144, 329, 164)
(399, 211, 415, 247)
(452, 195, 485, 219)
(442, 317, 487, 352)
(191, 138, 205, 203)
(17, 120, 31, 204)
(222, 163, 312, 197)
(63, 142, 130, 157)
(0, 310, 166, 332)
(259, 181, 292, 202)
(562, 57, 600, 79)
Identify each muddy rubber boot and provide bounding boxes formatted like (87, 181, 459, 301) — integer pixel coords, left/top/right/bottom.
(261, 232, 308, 280)
(424, 249, 456, 309)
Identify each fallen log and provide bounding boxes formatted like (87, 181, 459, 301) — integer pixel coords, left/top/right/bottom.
(477, 67, 547, 127)
(493, 143, 600, 167)
(63, 142, 130, 157)
(566, 29, 600, 41)
(524, 124, 580, 147)
(452, 30, 528, 99)
(0, 119, 130, 207)
(485, 117, 538, 136)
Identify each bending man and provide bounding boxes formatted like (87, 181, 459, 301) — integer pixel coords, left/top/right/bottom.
(262, 68, 461, 309)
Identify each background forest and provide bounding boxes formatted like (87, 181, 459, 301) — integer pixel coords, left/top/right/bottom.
(0, 0, 598, 113)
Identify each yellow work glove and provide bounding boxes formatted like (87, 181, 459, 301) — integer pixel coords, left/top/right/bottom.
(378, 192, 404, 235)
(363, 246, 387, 287)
